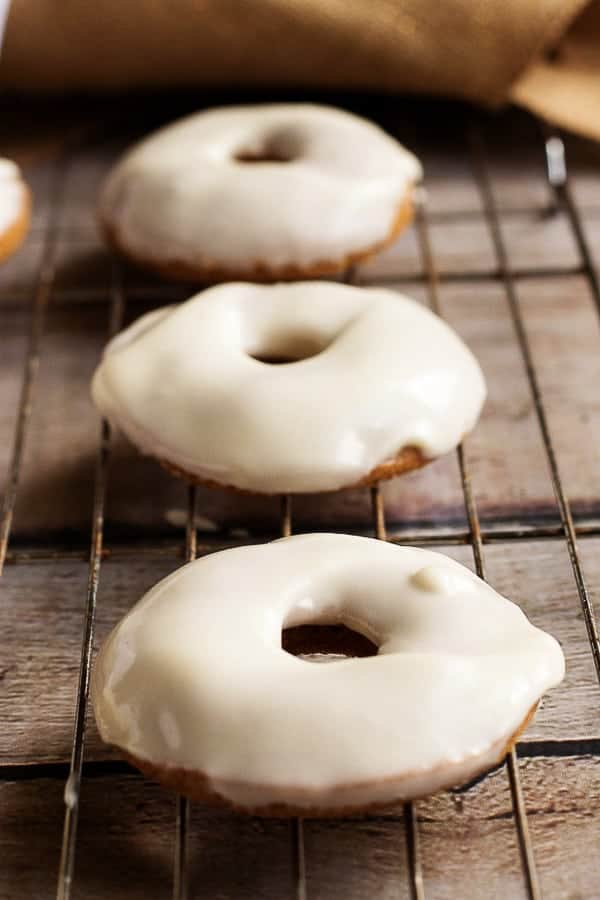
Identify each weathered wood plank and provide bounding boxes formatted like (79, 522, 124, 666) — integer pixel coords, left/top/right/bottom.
(0, 233, 46, 301)
(517, 275, 600, 516)
(0, 307, 29, 491)
(363, 209, 581, 280)
(566, 133, 600, 212)
(474, 539, 600, 741)
(1, 757, 598, 899)
(1, 556, 173, 766)
(303, 816, 411, 900)
(501, 213, 580, 272)
(416, 755, 600, 900)
(0, 773, 294, 900)
(1, 97, 600, 900)
(434, 279, 559, 526)
(523, 755, 600, 899)
(10, 302, 109, 540)
(416, 765, 529, 900)
(581, 208, 600, 269)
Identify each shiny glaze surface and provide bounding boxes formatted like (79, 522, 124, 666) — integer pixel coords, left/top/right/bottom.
(93, 534, 565, 810)
(100, 103, 422, 270)
(91, 281, 487, 492)
(0, 158, 24, 235)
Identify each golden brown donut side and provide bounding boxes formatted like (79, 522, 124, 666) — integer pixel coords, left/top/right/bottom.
(157, 444, 430, 496)
(123, 704, 538, 818)
(100, 191, 415, 284)
(0, 186, 31, 265)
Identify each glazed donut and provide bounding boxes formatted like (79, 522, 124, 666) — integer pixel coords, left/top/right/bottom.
(92, 534, 565, 815)
(91, 281, 486, 494)
(0, 159, 30, 264)
(99, 103, 421, 282)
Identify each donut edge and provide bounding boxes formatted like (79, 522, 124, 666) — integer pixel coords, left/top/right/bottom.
(156, 444, 431, 495)
(100, 190, 415, 284)
(122, 703, 538, 818)
(0, 183, 31, 265)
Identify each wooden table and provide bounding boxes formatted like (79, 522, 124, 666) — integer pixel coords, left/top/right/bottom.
(1, 94, 599, 899)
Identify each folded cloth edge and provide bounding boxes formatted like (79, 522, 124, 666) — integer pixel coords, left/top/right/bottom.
(1, 0, 599, 142)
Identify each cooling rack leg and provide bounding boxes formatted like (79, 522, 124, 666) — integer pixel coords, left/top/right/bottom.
(56, 260, 126, 900)
(172, 484, 198, 900)
(414, 176, 541, 899)
(291, 817, 307, 900)
(540, 124, 600, 317)
(174, 793, 191, 900)
(469, 122, 600, 686)
(370, 484, 425, 899)
(0, 153, 68, 575)
(280, 494, 307, 899)
(404, 801, 425, 900)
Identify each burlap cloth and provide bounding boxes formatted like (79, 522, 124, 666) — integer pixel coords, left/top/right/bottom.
(1, 0, 599, 140)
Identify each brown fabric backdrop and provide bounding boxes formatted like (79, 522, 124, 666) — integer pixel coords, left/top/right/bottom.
(1, 0, 599, 139)
(512, 0, 600, 140)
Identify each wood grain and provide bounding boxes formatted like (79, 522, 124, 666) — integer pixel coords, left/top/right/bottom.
(416, 755, 600, 900)
(2, 98, 600, 899)
(1, 757, 598, 899)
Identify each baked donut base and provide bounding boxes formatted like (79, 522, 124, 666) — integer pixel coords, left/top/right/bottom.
(101, 190, 415, 284)
(157, 445, 429, 495)
(0, 186, 31, 265)
(123, 704, 537, 818)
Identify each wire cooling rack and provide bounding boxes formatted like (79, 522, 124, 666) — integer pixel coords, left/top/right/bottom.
(1, 98, 600, 900)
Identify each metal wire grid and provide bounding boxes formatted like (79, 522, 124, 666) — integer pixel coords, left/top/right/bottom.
(0, 108, 599, 900)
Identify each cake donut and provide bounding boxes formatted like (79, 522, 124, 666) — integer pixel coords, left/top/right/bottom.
(92, 534, 565, 815)
(99, 103, 421, 282)
(0, 159, 30, 264)
(91, 281, 486, 494)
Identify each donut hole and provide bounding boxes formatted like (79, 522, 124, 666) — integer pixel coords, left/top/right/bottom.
(248, 331, 330, 365)
(234, 149, 292, 164)
(234, 129, 302, 165)
(282, 624, 378, 663)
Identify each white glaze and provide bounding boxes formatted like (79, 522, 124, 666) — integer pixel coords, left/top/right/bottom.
(0, 0, 10, 47)
(91, 281, 486, 493)
(0, 158, 25, 236)
(92, 534, 565, 811)
(100, 103, 422, 272)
